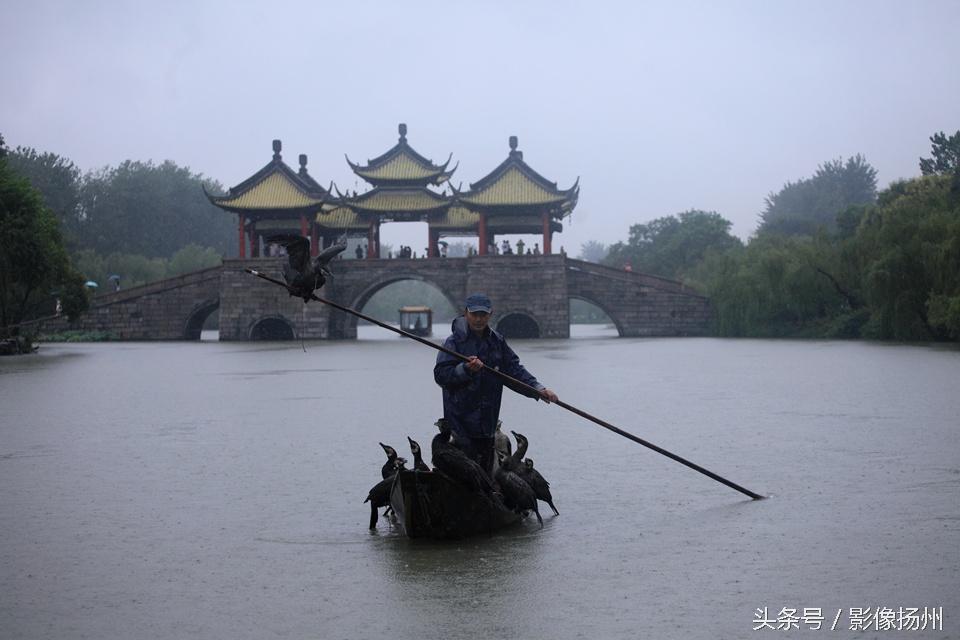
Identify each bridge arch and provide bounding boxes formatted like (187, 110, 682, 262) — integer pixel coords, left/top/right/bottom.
(345, 272, 462, 335)
(249, 315, 296, 340)
(496, 310, 542, 339)
(568, 294, 624, 337)
(183, 298, 220, 340)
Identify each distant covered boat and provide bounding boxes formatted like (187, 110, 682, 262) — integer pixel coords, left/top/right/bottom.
(389, 469, 521, 539)
(399, 306, 432, 337)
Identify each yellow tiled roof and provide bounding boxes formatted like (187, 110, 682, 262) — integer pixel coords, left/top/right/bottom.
(460, 167, 566, 206)
(350, 189, 449, 213)
(354, 151, 444, 182)
(429, 206, 479, 229)
(215, 172, 324, 210)
(315, 207, 368, 230)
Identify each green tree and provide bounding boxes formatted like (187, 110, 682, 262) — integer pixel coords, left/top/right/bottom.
(604, 209, 741, 279)
(168, 243, 223, 276)
(7, 147, 83, 247)
(577, 240, 608, 263)
(79, 160, 231, 258)
(758, 155, 877, 236)
(689, 235, 849, 337)
(919, 130, 960, 176)
(856, 175, 960, 340)
(0, 145, 88, 333)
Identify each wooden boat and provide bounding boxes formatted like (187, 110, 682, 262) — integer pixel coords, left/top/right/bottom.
(389, 468, 522, 539)
(398, 306, 432, 337)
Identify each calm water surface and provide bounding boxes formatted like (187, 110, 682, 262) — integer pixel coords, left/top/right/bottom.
(1, 327, 958, 639)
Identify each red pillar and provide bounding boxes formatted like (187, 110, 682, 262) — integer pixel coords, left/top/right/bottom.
(300, 214, 308, 238)
(542, 212, 552, 255)
(428, 227, 439, 258)
(367, 221, 376, 260)
(250, 221, 258, 257)
(238, 214, 246, 259)
(478, 213, 488, 255)
(310, 222, 319, 257)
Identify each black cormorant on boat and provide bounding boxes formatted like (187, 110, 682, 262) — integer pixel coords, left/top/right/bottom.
(494, 451, 542, 528)
(407, 436, 431, 472)
(519, 458, 559, 516)
(431, 419, 495, 496)
(509, 430, 529, 467)
(364, 474, 397, 530)
(379, 442, 407, 479)
(265, 234, 347, 302)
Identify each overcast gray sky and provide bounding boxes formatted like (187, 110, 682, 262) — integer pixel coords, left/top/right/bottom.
(3, 0, 959, 255)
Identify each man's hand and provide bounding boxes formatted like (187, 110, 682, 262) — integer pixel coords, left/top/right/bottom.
(465, 356, 484, 373)
(540, 388, 559, 404)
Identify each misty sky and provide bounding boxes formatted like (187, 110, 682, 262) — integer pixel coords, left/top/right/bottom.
(3, 0, 959, 256)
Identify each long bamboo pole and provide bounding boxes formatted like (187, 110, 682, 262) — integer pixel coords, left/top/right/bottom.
(245, 267, 765, 500)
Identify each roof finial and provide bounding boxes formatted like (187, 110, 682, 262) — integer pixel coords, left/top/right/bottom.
(272, 139, 282, 160)
(399, 123, 407, 142)
(299, 154, 308, 173)
(509, 135, 521, 159)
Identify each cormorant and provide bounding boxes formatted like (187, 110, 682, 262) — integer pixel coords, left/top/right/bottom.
(364, 474, 396, 530)
(431, 419, 495, 495)
(509, 430, 529, 468)
(407, 436, 431, 472)
(265, 234, 347, 302)
(519, 457, 559, 516)
(379, 442, 407, 479)
(494, 451, 542, 528)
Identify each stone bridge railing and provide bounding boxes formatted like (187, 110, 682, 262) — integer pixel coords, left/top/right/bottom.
(565, 258, 713, 336)
(44, 266, 223, 339)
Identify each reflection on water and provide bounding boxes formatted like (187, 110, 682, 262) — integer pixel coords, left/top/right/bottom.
(1, 335, 958, 639)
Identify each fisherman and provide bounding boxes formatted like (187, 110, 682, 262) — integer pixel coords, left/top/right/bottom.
(434, 293, 558, 476)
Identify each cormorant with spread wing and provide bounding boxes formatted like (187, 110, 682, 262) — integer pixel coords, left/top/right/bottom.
(265, 234, 347, 301)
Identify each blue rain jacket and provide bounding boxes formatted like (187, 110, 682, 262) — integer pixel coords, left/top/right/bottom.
(434, 316, 545, 439)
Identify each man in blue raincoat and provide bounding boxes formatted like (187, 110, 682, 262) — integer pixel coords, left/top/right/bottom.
(434, 293, 559, 475)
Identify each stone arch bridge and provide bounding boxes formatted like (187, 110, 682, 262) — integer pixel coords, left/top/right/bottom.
(48, 256, 712, 340)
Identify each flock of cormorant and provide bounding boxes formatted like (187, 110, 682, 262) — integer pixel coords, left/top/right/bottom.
(365, 419, 558, 531)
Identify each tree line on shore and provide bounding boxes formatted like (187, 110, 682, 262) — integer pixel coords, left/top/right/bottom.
(582, 132, 960, 341)
(3, 130, 958, 341)
(1, 135, 234, 337)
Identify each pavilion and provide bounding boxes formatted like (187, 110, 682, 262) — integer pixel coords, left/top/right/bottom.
(207, 125, 579, 258)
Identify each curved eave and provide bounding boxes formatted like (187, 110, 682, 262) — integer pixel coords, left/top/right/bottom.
(347, 146, 454, 186)
(206, 183, 320, 214)
(315, 206, 370, 230)
(457, 170, 578, 210)
(427, 207, 479, 230)
(204, 173, 327, 213)
(348, 202, 452, 217)
(209, 201, 324, 215)
(353, 170, 450, 188)
(343, 187, 452, 214)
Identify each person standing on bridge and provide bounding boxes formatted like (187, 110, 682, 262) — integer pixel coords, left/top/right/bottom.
(434, 293, 558, 476)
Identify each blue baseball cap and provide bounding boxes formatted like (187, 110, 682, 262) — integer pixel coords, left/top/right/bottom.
(465, 293, 492, 313)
